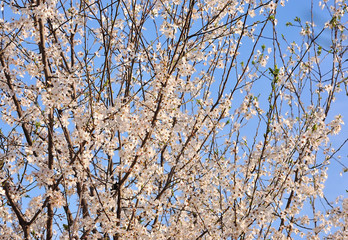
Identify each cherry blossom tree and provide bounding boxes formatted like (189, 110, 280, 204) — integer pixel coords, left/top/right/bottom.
(0, 0, 347, 239)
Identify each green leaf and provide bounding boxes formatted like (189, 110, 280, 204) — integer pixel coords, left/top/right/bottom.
(312, 124, 317, 131)
(317, 46, 322, 56)
(34, 122, 41, 134)
(330, 16, 337, 27)
(63, 224, 69, 230)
